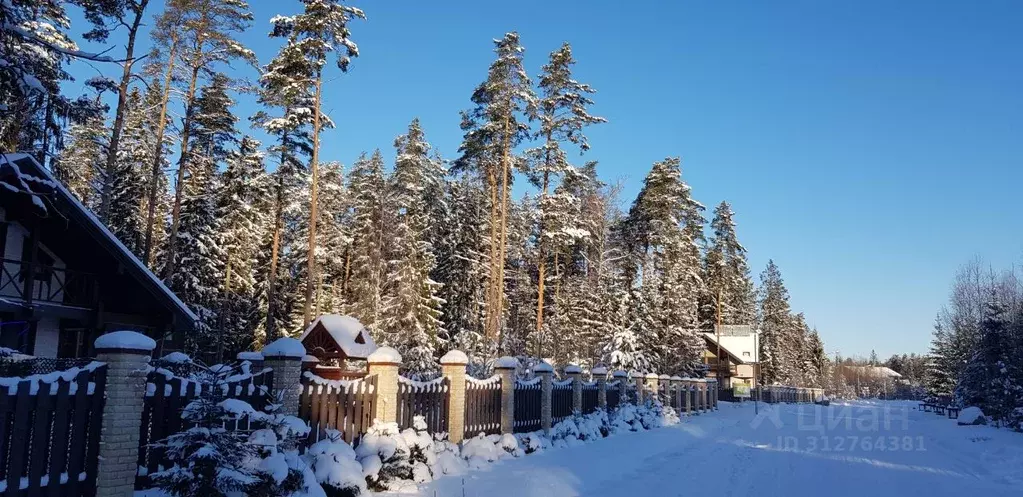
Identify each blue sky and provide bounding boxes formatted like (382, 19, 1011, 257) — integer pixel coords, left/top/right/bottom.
(65, 1, 1023, 359)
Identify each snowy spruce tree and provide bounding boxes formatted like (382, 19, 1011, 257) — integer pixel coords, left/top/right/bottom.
(347, 151, 387, 334)
(313, 160, 352, 317)
(956, 299, 1021, 423)
(758, 260, 793, 385)
(702, 201, 756, 330)
(381, 119, 446, 375)
(217, 136, 270, 355)
(168, 74, 235, 356)
(54, 111, 105, 206)
(107, 87, 152, 256)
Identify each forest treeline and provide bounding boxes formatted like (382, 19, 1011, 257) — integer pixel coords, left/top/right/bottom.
(1, 0, 829, 382)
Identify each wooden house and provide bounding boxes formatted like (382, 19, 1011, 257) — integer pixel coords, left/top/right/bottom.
(300, 314, 377, 364)
(0, 154, 197, 357)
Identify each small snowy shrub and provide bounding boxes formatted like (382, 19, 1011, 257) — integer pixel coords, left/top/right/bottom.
(247, 400, 322, 497)
(550, 417, 583, 448)
(355, 422, 415, 492)
(514, 432, 549, 454)
(431, 434, 467, 476)
(575, 410, 610, 440)
(609, 403, 643, 433)
(149, 368, 261, 497)
(306, 430, 367, 497)
(400, 416, 436, 483)
(460, 433, 519, 469)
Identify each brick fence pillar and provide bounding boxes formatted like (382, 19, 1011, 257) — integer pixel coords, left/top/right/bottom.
(535, 361, 554, 434)
(367, 347, 402, 423)
(644, 373, 659, 404)
(685, 380, 694, 414)
(263, 337, 306, 417)
(633, 372, 646, 404)
(94, 331, 155, 497)
(613, 370, 628, 404)
(592, 366, 608, 408)
(440, 350, 468, 443)
(565, 364, 583, 413)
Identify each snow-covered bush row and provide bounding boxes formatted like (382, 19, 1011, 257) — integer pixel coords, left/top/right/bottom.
(347, 401, 681, 493)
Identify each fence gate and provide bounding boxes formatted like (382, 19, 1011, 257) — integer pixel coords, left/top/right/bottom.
(299, 373, 378, 446)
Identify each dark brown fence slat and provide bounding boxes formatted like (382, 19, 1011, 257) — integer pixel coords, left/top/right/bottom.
(7, 379, 33, 495)
(27, 376, 54, 494)
(45, 377, 72, 497)
(65, 371, 92, 497)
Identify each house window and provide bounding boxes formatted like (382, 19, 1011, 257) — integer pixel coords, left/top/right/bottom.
(743, 352, 751, 357)
(354, 333, 366, 344)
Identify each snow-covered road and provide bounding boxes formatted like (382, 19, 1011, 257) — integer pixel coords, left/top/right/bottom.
(415, 400, 1023, 497)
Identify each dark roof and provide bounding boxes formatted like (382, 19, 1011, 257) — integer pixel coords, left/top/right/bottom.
(0, 153, 199, 327)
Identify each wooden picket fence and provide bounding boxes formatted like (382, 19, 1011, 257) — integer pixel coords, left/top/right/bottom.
(135, 365, 273, 489)
(0, 364, 107, 497)
(551, 379, 573, 424)
(512, 377, 542, 433)
(397, 376, 449, 434)
(299, 373, 377, 445)
(464, 376, 501, 439)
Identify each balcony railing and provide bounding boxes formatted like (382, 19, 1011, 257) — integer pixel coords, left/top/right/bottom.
(0, 258, 97, 308)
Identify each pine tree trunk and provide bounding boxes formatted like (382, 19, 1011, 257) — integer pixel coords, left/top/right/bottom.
(143, 36, 178, 267)
(485, 167, 498, 341)
(302, 75, 324, 326)
(162, 65, 200, 281)
(535, 154, 550, 342)
(495, 112, 512, 346)
(265, 171, 285, 341)
(99, 0, 149, 224)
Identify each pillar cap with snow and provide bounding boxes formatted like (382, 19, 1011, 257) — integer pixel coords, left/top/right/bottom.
(263, 337, 306, 359)
(645, 372, 660, 380)
(659, 374, 671, 380)
(94, 330, 156, 355)
(670, 375, 683, 381)
(612, 370, 628, 378)
(591, 366, 608, 376)
(440, 349, 469, 365)
(367, 346, 402, 365)
(494, 356, 520, 370)
(237, 351, 264, 362)
(532, 361, 554, 373)
(564, 364, 582, 375)
(301, 354, 319, 363)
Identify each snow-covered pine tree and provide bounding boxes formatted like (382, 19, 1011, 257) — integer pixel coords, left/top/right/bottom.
(0, 0, 75, 160)
(346, 150, 387, 335)
(217, 136, 269, 356)
(160, 0, 256, 282)
(169, 74, 236, 356)
(527, 42, 605, 349)
(806, 328, 829, 390)
(956, 299, 1021, 422)
(381, 120, 446, 375)
(502, 195, 537, 357)
(54, 111, 105, 207)
(701, 201, 755, 331)
(435, 175, 490, 361)
(107, 87, 152, 257)
(758, 260, 792, 385)
(267, 0, 366, 327)
(454, 32, 537, 345)
(314, 160, 351, 317)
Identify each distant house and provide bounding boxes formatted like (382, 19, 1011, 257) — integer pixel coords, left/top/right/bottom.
(0, 154, 197, 357)
(300, 314, 378, 364)
(702, 331, 758, 388)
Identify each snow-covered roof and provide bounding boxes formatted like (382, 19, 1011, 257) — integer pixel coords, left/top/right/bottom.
(0, 154, 199, 327)
(703, 332, 756, 364)
(844, 366, 902, 378)
(299, 314, 377, 359)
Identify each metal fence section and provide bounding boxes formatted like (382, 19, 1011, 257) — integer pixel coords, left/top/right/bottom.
(551, 379, 573, 424)
(606, 380, 621, 411)
(581, 382, 599, 414)
(513, 377, 542, 433)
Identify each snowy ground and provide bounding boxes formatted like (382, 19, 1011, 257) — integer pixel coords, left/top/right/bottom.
(412, 400, 1023, 497)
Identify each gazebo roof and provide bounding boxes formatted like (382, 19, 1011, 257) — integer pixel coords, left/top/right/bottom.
(299, 314, 377, 360)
